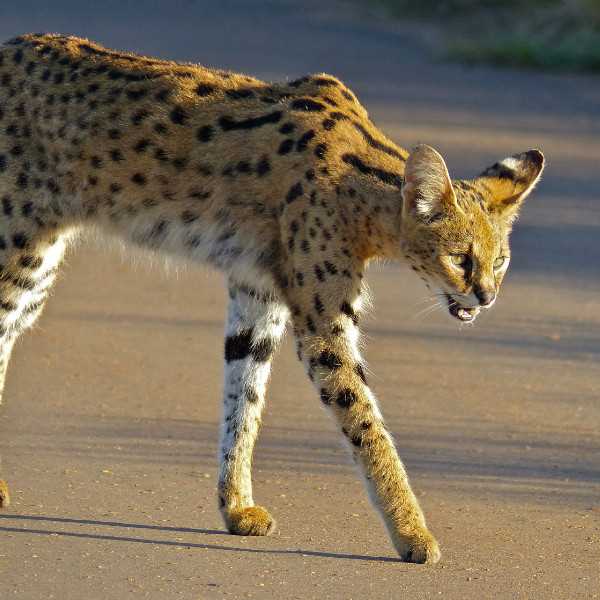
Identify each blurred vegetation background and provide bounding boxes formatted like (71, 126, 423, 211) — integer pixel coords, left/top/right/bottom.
(368, 0, 600, 72)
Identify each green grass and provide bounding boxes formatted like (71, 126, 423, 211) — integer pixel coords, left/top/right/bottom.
(368, 0, 600, 73)
(449, 29, 600, 72)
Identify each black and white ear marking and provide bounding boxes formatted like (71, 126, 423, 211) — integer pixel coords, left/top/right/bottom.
(402, 144, 458, 221)
(478, 149, 545, 218)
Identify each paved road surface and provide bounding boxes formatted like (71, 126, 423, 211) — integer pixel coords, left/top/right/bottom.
(0, 1, 599, 598)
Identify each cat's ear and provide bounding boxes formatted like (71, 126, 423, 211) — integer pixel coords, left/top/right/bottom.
(477, 150, 544, 221)
(402, 144, 458, 221)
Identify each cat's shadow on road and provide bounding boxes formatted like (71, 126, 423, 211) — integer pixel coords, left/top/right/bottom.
(0, 513, 401, 563)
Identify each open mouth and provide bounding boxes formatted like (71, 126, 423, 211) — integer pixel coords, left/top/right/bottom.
(445, 294, 480, 323)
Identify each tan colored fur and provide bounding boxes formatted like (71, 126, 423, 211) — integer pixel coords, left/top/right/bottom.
(0, 34, 544, 562)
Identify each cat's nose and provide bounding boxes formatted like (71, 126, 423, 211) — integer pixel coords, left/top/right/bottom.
(475, 288, 495, 306)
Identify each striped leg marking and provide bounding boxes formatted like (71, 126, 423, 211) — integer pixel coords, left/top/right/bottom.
(218, 283, 288, 536)
(0, 231, 71, 509)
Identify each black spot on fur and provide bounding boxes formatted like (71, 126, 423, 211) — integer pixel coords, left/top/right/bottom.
(173, 157, 188, 171)
(181, 210, 198, 224)
(306, 314, 316, 333)
(324, 261, 337, 275)
(131, 173, 146, 186)
(20, 255, 42, 269)
(195, 83, 215, 96)
(314, 294, 325, 314)
(279, 122, 295, 135)
(256, 156, 270, 177)
(337, 388, 357, 408)
(131, 109, 150, 125)
(289, 76, 309, 88)
(2, 197, 13, 217)
(350, 434, 362, 447)
(330, 111, 350, 122)
(134, 139, 151, 153)
(126, 88, 147, 101)
(286, 182, 303, 204)
(341, 154, 403, 189)
(318, 350, 342, 370)
(170, 106, 187, 125)
(11, 275, 35, 291)
(320, 388, 333, 405)
(355, 364, 367, 384)
(314, 143, 327, 159)
(21, 202, 33, 217)
(278, 139, 294, 155)
(107, 69, 124, 80)
(219, 111, 282, 131)
(236, 161, 251, 174)
(252, 337, 275, 362)
(245, 388, 259, 403)
(188, 189, 211, 201)
(16, 172, 28, 189)
(340, 301, 359, 325)
(90, 156, 103, 168)
(226, 88, 255, 99)
(353, 122, 406, 161)
(314, 77, 339, 87)
(12, 232, 28, 249)
(296, 130, 315, 152)
(109, 149, 124, 162)
(197, 125, 214, 142)
(155, 89, 170, 102)
(481, 162, 520, 181)
(154, 148, 168, 162)
(149, 219, 168, 239)
(0, 299, 17, 312)
(224, 329, 253, 362)
(291, 98, 326, 112)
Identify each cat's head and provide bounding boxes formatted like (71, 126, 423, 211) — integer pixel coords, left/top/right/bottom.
(400, 144, 544, 322)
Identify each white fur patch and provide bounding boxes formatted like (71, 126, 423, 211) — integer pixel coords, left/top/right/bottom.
(499, 157, 520, 172)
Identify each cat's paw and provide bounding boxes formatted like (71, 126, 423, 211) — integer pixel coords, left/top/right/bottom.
(224, 506, 276, 536)
(394, 529, 441, 564)
(0, 479, 10, 508)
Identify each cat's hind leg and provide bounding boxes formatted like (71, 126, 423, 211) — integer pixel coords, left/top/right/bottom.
(0, 227, 73, 508)
(218, 282, 288, 536)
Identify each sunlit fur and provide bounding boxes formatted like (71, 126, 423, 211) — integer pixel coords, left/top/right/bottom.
(400, 145, 544, 320)
(0, 34, 544, 564)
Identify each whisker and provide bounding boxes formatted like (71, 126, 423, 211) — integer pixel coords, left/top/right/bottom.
(412, 294, 444, 308)
(413, 301, 444, 320)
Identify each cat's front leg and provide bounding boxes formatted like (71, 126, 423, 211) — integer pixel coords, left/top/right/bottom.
(288, 263, 440, 563)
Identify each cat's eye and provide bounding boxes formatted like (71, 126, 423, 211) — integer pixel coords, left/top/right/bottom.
(494, 256, 507, 269)
(450, 254, 469, 268)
